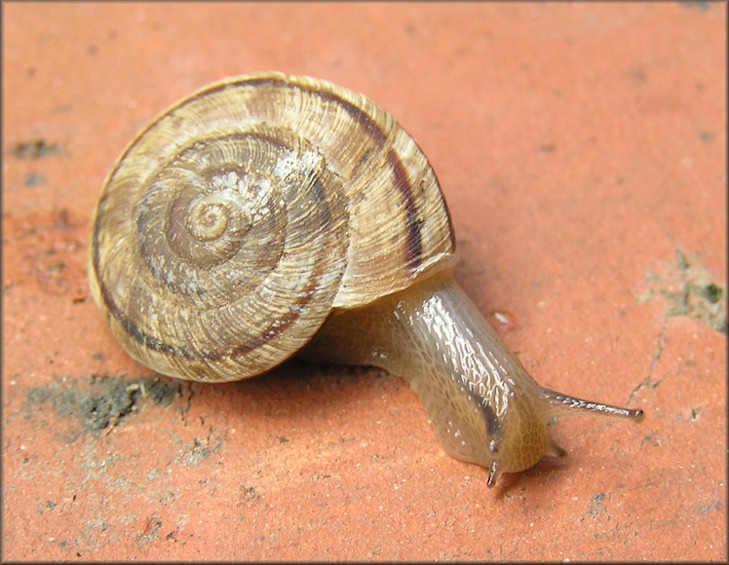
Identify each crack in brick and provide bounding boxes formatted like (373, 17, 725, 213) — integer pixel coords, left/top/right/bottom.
(628, 317, 667, 405)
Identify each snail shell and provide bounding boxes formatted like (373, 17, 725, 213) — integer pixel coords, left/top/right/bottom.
(89, 72, 643, 486)
(89, 72, 454, 382)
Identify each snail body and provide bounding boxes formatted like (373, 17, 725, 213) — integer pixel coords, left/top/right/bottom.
(89, 72, 643, 486)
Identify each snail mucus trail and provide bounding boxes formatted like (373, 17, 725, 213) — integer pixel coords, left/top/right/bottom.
(88, 72, 644, 487)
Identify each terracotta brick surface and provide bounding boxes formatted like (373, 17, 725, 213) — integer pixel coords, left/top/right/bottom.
(2, 2, 726, 561)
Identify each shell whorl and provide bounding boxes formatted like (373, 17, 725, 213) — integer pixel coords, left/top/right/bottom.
(89, 72, 455, 382)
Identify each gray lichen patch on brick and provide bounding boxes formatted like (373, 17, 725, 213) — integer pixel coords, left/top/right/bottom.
(637, 248, 726, 334)
(23, 375, 183, 435)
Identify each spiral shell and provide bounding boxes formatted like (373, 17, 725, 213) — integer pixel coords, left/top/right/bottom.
(88, 72, 456, 382)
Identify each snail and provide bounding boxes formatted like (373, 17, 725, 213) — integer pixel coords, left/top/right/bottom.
(88, 72, 644, 486)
